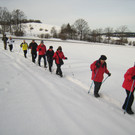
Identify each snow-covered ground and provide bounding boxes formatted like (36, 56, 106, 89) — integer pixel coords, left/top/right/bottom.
(24, 23, 60, 37)
(0, 39, 135, 135)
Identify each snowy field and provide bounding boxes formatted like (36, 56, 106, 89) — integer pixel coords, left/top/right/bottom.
(0, 39, 135, 135)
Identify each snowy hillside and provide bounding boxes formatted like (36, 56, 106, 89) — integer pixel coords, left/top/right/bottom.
(0, 39, 135, 135)
(23, 22, 60, 37)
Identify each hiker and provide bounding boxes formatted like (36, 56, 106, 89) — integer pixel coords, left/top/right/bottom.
(46, 46, 54, 72)
(37, 40, 47, 68)
(53, 46, 67, 77)
(7, 37, 14, 52)
(90, 55, 111, 97)
(2, 34, 8, 50)
(28, 40, 38, 63)
(122, 64, 135, 115)
(20, 40, 28, 58)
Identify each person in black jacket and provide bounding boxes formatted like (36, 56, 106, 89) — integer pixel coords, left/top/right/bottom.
(46, 46, 54, 72)
(2, 34, 8, 50)
(28, 40, 38, 63)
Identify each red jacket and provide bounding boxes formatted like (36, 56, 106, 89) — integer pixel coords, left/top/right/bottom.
(90, 60, 109, 82)
(37, 44, 46, 55)
(53, 50, 66, 64)
(122, 67, 135, 91)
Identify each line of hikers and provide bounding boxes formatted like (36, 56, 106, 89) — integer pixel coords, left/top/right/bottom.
(20, 40, 67, 77)
(1, 34, 67, 77)
(2, 35, 135, 115)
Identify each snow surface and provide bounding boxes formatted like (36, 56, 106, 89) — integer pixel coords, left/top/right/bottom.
(24, 23, 60, 36)
(0, 39, 135, 135)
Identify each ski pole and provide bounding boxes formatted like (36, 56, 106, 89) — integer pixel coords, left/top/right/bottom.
(18, 47, 21, 54)
(102, 76, 109, 84)
(68, 60, 74, 77)
(124, 80, 135, 114)
(88, 69, 99, 94)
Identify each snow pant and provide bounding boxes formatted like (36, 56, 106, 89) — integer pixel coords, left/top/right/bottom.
(23, 50, 27, 58)
(48, 60, 53, 72)
(3, 42, 7, 50)
(94, 81, 102, 95)
(32, 53, 37, 63)
(122, 89, 134, 111)
(56, 64, 62, 76)
(9, 44, 13, 52)
(38, 55, 47, 67)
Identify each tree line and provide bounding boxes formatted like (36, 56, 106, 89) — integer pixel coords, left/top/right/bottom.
(1, 7, 135, 45)
(50, 20, 135, 45)
(0, 7, 41, 36)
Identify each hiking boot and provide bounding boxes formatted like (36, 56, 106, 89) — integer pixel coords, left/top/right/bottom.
(127, 109, 134, 115)
(94, 93, 100, 98)
(60, 74, 63, 77)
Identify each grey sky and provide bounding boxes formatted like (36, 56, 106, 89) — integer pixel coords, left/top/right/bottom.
(1, 0, 135, 31)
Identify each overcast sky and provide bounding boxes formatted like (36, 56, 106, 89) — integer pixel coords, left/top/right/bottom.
(1, 0, 135, 31)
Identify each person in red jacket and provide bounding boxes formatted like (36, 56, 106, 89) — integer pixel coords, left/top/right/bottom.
(53, 46, 67, 77)
(122, 65, 135, 115)
(37, 40, 47, 68)
(90, 55, 111, 97)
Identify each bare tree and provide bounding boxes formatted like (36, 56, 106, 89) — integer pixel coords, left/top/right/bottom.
(90, 30, 98, 42)
(96, 28, 103, 43)
(115, 25, 129, 45)
(0, 7, 11, 34)
(51, 27, 58, 38)
(73, 19, 89, 40)
(104, 27, 113, 43)
(12, 9, 26, 35)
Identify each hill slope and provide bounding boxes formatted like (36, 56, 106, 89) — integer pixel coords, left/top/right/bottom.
(0, 40, 135, 135)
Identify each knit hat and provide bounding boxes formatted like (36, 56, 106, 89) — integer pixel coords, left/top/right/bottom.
(41, 40, 44, 43)
(57, 46, 62, 51)
(99, 55, 107, 60)
(49, 46, 53, 49)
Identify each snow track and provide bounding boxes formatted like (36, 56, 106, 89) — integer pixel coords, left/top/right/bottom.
(66, 75, 122, 108)
(0, 40, 135, 135)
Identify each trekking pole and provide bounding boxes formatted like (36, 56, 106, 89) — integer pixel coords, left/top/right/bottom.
(88, 69, 99, 94)
(18, 47, 21, 54)
(124, 80, 135, 114)
(102, 76, 109, 84)
(68, 60, 75, 77)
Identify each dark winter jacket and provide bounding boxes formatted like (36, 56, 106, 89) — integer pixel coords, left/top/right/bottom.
(29, 42, 38, 53)
(90, 60, 109, 82)
(46, 49, 54, 62)
(2, 36, 8, 43)
(122, 67, 135, 92)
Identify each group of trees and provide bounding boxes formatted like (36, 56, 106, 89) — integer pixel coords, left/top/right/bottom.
(55, 20, 135, 45)
(1, 7, 135, 45)
(0, 7, 26, 36)
(0, 7, 41, 36)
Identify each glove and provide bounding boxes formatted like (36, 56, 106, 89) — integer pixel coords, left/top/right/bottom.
(108, 73, 111, 76)
(132, 75, 135, 80)
(65, 57, 68, 60)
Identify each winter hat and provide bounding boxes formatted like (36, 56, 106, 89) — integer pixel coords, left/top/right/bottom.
(99, 55, 107, 60)
(49, 46, 53, 49)
(57, 46, 62, 51)
(41, 40, 44, 43)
